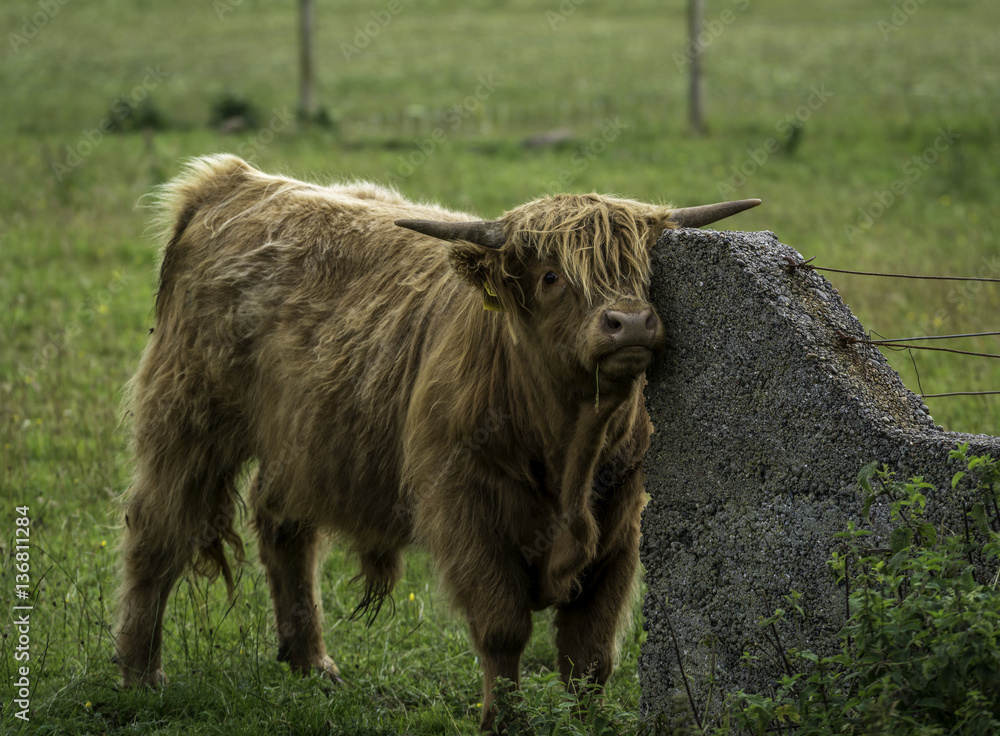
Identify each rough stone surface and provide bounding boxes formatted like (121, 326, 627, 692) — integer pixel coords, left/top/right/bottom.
(638, 228, 1000, 717)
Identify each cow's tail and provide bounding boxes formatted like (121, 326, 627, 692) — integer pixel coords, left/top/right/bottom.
(151, 154, 252, 323)
(120, 155, 255, 599)
(349, 548, 404, 627)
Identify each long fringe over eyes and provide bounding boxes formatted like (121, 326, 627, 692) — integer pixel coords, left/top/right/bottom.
(499, 194, 674, 305)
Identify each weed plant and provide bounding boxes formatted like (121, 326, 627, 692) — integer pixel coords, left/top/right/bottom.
(716, 447, 1000, 736)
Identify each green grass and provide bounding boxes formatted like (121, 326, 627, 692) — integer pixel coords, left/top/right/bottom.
(2, 0, 999, 733)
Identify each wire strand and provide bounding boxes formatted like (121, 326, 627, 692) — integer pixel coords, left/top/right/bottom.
(813, 266, 1000, 283)
(862, 341, 1000, 360)
(786, 258, 1000, 398)
(865, 332, 1000, 343)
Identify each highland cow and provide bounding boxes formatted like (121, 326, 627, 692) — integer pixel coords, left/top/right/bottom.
(114, 154, 758, 729)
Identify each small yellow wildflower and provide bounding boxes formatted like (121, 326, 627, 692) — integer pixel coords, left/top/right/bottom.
(85, 701, 92, 709)
(100, 540, 107, 548)
(408, 592, 415, 602)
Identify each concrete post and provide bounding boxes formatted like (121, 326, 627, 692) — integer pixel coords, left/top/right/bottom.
(638, 227, 1000, 717)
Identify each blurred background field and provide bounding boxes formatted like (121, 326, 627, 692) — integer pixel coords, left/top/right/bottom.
(1, 0, 998, 733)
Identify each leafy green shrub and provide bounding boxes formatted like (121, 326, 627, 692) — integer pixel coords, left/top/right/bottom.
(209, 91, 261, 131)
(719, 445, 1000, 736)
(492, 673, 637, 736)
(106, 96, 169, 132)
(298, 104, 338, 131)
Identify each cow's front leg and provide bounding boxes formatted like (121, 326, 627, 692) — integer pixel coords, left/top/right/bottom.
(554, 541, 639, 693)
(467, 597, 533, 733)
(415, 468, 535, 731)
(442, 533, 533, 732)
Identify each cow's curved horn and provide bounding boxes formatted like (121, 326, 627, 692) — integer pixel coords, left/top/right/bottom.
(667, 198, 762, 228)
(395, 219, 506, 249)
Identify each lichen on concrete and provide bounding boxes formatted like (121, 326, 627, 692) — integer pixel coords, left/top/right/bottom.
(638, 227, 1000, 717)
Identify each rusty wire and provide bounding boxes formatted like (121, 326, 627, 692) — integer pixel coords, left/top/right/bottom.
(784, 256, 1000, 283)
(864, 332, 1000, 343)
(815, 266, 1000, 282)
(840, 335, 1000, 361)
(783, 256, 1000, 398)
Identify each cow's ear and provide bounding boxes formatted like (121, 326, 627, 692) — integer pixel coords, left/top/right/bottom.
(448, 241, 495, 284)
(448, 243, 513, 313)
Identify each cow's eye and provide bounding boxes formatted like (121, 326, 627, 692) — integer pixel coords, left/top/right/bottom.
(542, 272, 560, 286)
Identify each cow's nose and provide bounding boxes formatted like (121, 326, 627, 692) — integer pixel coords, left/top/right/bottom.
(600, 308, 658, 346)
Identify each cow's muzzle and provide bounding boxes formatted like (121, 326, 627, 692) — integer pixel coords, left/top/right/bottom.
(600, 307, 658, 347)
(594, 305, 665, 377)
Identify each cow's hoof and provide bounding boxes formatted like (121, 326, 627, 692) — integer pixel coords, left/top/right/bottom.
(119, 667, 167, 689)
(316, 656, 344, 684)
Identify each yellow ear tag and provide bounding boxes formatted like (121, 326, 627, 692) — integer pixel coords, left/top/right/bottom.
(482, 281, 504, 312)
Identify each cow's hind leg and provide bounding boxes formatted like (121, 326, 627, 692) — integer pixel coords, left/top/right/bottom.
(254, 507, 341, 681)
(116, 459, 244, 687)
(116, 521, 186, 688)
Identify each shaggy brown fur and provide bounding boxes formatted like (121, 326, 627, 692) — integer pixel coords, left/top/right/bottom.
(115, 154, 674, 730)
